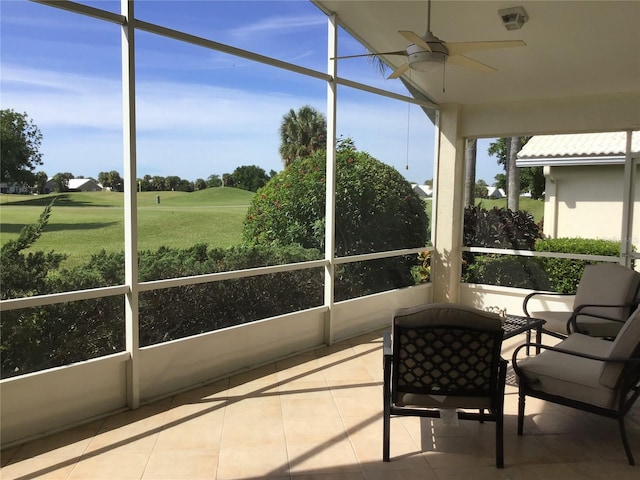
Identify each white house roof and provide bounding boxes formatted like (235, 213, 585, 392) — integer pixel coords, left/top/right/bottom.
(517, 131, 640, 167)
(68, 178, 100, 190)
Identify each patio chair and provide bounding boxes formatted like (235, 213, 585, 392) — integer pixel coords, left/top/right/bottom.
(523, 263, 640, 340)
(512, 305, 640, 465)
(383, 303, 507, 468)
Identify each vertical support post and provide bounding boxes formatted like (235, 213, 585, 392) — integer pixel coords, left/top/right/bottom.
(432, 105, 464, 303)
(620, 130, 634, 268)
(122, 0, 139, 409)
(324, 14, 338, 345)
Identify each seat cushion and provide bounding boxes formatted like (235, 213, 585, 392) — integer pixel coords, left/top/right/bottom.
(517, 334, 616, 409)
(397, 392, 492, 409)
(573, 263, 640, 322)
(530, 310, 572, 335)
(600, 305, 640, 388)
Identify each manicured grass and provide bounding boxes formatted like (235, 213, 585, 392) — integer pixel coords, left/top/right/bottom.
(0, 188, 254, 269)
(0, 189, 544, 269)
(474, 197, 544, 223)
(422, 197, 544, 224)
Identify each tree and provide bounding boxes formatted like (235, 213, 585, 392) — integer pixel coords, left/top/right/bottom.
(34, 171, 48, 194)
(244, 142, 428, 299)
(507, 137, 521, 211)
(206, 174, 222, 188)
(222, 173, 235, 187)
(194, 178, 207, 190)
(52, 172, 73, 192)
(164, 176, 181, 191)
(151, 176, 165, 191)
(0, 109, 44, 185)
(521, 167, 545, 200)
(278, 105, 327, 167)
(488, 136, 540, 207)
(475, 179, 489, 199)
(232, 165, 270, 192)
(138, 175, 153, 192)
(0, 201, 66, 300)
(98, 170, 123, 192)
(464, 138, 477, 206)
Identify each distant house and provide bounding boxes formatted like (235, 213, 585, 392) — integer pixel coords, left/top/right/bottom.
(44, 178, 103, 193)
(0, 183, 31, 194)
(412, 184, 432, 198)
(516, 131, 640, 243)
(486, 187, 505, 199)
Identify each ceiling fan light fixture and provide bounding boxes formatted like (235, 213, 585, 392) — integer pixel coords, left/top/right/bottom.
(498, 6, 528, 30)
(406, 43, 446, 73)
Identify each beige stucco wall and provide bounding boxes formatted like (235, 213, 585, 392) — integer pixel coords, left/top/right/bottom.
(543, 164, 640, 246)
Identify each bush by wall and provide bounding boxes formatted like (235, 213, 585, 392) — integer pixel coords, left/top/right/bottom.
(535, 238, 626, 293)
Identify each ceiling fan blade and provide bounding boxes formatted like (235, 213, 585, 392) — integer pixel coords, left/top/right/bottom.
(445, 40, 526, 56)
(331, 50, 407, 60)
(399, 30, 432, 52)
(387, 62, 410, 79)
(448, 54, 497, 73)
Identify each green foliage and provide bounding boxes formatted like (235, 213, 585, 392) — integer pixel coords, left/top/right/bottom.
(475, 179, 489, 199)
(278, 105, 327, 167)
(463, 205, 542, 249)
(463, 255, 550, 290)
(98, 170, 124, 192)
(534, 238, 626, 293)
(0, 202, 66, 299)
(231, 165, 271, 192)
(0, 239, 324, 378)
(245, 147, 428, 254)
(462, 205, 544, 287)
(0, 109, 43, 184)
(487, 136, 543, 198)
(243, 145, 429, 300)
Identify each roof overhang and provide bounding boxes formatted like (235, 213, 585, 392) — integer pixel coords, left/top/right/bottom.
(312, 1, 640, 137)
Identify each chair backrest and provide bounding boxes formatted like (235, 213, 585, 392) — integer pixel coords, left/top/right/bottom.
(392, 304, 503, 398)
(573, 263, 640, 321)
(599, 305, 640, 388)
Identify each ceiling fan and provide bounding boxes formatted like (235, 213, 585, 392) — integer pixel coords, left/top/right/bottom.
(335, 0, 526, 79)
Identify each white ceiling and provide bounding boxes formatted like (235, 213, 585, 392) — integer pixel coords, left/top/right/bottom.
(312, 1, 640, 108)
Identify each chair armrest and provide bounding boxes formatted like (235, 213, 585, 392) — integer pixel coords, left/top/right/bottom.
(383, 330, 392, 357)
(512, 342, 638, 379)
(522, 291, 573, 317)
(567, 302, 636, 334)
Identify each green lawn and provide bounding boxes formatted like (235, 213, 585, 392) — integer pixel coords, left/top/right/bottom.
(1, 189, 544, 269)
(0, 188, 254, 268)
(422, 197, 544, 224)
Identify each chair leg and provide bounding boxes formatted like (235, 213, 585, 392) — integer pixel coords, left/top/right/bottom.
(496, 407, 504, 469)
(618, 416, 636, 466)
(383, 404, 390, 462)
(517, 387, 525, 436)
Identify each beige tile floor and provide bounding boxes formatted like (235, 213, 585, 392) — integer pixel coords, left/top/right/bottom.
(2, 331, 639, 480)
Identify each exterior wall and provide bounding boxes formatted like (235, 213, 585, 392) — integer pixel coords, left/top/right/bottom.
(544, 165, 627, 242)
(1, 284, 432, 447)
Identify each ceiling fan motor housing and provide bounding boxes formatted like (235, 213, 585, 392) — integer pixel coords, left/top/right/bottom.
(407, 43, 446, 71)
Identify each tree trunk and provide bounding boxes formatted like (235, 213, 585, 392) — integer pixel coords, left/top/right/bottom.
(464, 138, 477, 207)
(507, 137, 521, 211)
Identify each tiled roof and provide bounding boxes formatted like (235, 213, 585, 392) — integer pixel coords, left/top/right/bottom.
(518, 131, 640, 159)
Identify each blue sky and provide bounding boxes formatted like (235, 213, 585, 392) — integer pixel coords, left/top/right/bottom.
(1, 0, 503, 185)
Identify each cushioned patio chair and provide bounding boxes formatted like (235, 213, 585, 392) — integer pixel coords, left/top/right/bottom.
(512, 305, 640, 465)
(383, 303, 507, 468)
(523, 263, 640, 340)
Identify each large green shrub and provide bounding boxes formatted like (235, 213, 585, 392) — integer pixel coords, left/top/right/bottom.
(243, 146, 429, 299)
(463, 205, 542, 249)
(462, 205, 544, 286)
(463, 255, 550, 290)
(1, 240, 323, 378)
(535, 238, 626, 293)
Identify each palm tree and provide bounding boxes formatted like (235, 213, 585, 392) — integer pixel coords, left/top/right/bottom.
(278, 105, 327, 167)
